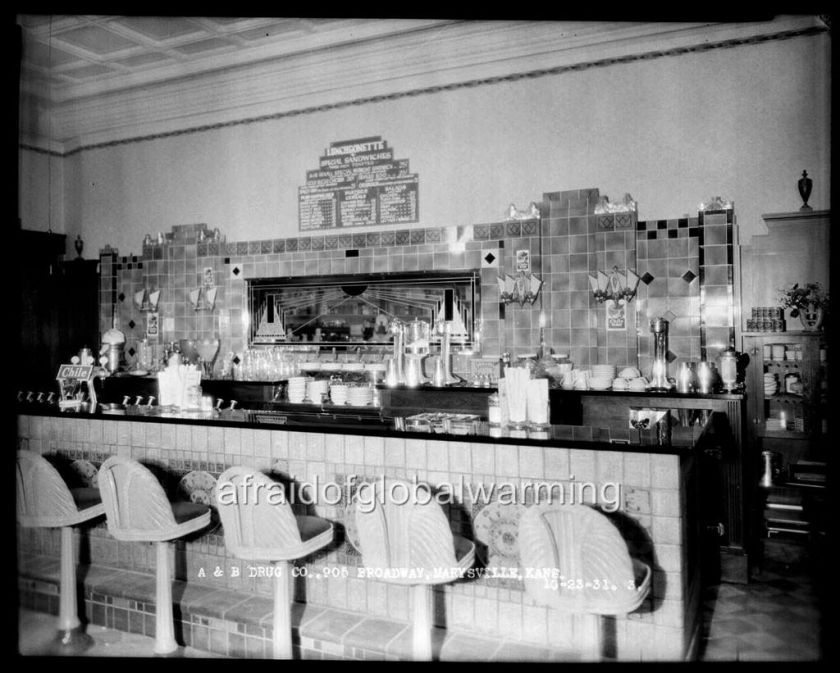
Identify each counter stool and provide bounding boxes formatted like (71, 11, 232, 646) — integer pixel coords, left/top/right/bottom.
(518, 504, 651, 661)
(216, 467, 333, 659)
(97, 456, 211, 655)
(16, 450, 105, 653)
(352, 478, 475, 661)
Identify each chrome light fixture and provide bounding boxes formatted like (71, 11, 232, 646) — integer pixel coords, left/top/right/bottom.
(589, 266, 641, 304)
(498, 271, 543, 306)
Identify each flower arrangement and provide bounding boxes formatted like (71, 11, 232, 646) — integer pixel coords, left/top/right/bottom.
(777, 282, 829, 318)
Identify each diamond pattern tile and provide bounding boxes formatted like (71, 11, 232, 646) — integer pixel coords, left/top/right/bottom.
(682, 270, 697, 283)
(666, 350, 677, 363)
(641, 272, 655, 285)
(128, 320, 136, 329)
(118, 292, 125, 302)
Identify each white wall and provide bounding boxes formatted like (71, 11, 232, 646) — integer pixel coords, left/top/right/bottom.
(20, 32, 831, 257)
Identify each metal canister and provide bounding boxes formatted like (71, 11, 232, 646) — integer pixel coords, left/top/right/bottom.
(718, 348, 738, 391)
(696, 361, 714, 394)
(676, 362, 693, 394)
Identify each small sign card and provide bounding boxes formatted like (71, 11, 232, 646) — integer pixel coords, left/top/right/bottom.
(606, 300, 627, 331)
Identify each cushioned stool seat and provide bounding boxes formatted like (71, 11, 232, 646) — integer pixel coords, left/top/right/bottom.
(216, 467, 334, 659)
(351, 478, 475, 660)
(97, 456, 211, 655)
(16, 450, 106, 653)
(518, 504, 652, 660)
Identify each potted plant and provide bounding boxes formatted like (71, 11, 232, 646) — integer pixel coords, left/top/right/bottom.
(778, 282, 830, 330)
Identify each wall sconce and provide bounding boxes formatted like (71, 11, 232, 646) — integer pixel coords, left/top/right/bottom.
(498, 272, 543, 306)
(133, 288, 160, 312)
(589, 266, 640, 304)
(189, 286, 217, 311)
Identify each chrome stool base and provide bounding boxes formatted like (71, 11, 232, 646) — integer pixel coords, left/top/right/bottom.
(48, 626, 94, 655)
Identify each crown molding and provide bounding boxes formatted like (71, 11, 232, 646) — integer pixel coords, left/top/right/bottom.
(20, 16, 828, 153)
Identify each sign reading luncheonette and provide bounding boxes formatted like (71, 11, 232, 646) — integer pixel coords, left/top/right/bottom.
(298, 136, 419, 231)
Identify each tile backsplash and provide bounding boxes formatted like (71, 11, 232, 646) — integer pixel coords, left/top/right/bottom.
(99, 189, 736, 375)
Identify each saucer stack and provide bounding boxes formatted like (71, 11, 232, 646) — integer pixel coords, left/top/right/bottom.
(287, 377, 308, 403)
(764, 373, 778, 397)
(348, 386, 373, 406)
(590, 365, 616, 390)
(330, 384, 348, 405)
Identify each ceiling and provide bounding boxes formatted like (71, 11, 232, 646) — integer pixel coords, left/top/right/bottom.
(17, 14, 828, 150)
(17, 15, 457, 102)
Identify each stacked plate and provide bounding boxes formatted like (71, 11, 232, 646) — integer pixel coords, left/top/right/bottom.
(348, 386, 373, 406)
(287, 377, 308, 403)
(307, 378, 329, 402)
(330, 384, 348, 405)
(590, 364, 616, 390)
(764, 373, 778, 397)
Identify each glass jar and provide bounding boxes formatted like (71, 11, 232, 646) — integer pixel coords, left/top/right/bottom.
(487, 393, 501, 425)
(516, 353, 537, 375)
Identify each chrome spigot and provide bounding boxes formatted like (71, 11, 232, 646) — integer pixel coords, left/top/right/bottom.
(122, 395, 131, 406)
(215, 398, 225, 411)
(229, 400, 238, 410)
(17, 391, 24, 402)
(26, 391, 35, 403)
(146, 396, 156, 407)
(46, 392, 56, 405)
(134, 396, 144, 406)
(629, 408, 671, 445)
(36, 392, 45, 403)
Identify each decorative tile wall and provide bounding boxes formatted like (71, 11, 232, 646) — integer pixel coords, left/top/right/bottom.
(697, 209, 736, 362)
(97, 190, 736, 377)
(634, 218, 702, 377)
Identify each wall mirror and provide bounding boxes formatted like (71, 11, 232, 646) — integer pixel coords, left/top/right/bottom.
(247, 271, 480, 348)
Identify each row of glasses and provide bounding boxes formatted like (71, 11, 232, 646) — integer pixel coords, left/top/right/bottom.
(233, 348, 305, 381)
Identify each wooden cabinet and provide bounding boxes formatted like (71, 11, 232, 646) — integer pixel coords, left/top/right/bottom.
(743, 332, 827, 462)
(15, 229, 100, 393)
(742, 332, 827, 559)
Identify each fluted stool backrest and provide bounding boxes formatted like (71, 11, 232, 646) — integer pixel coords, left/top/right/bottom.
(354, 479, 458, 574)
(518, 504, 650, 615)
(216, 467, 305, 558)
(16, 450, 79, 528)
(98, 456, 177, 536)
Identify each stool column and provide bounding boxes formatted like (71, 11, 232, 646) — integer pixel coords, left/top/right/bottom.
(57, 526, 81, 634)
(153, 541, 178, 655)
(411, 583, 433, 661)
(272, 560, 292, 659)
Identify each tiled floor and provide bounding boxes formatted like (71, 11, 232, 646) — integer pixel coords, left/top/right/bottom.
(18, 548, 825, 661)
(17, 608, 223, 658)
(697, 553, 824, 662)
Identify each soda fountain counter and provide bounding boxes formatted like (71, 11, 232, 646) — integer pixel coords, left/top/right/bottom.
(16, 382, 746, 661)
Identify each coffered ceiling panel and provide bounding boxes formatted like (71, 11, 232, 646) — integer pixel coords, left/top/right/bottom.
(18, 15, 455, 99)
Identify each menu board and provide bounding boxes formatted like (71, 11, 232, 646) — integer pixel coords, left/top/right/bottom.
(298, 136, 419, 231)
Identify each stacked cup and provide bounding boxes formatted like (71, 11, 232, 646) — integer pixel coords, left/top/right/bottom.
(287, 377, 308, 403)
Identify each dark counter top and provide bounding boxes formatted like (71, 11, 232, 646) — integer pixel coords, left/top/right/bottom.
(18, 400, 715, 455)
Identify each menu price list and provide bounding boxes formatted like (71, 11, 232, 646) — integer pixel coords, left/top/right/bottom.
(298, 136, 419, 230)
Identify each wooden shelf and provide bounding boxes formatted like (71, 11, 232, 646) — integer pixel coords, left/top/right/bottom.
(758, 428, 810, 440)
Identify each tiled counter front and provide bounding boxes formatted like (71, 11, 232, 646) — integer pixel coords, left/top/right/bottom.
(17, 414, 697, 661)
